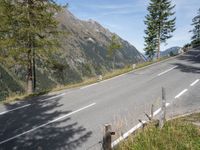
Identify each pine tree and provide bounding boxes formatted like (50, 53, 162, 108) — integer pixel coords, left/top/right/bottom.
(144, 0, 176, 59)
(0, 0, 62, 94)
(108, 35, 122, 69)
(191, 8, 200, 47)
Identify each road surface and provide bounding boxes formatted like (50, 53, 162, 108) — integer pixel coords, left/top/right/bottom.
(0, 47, 199, 150)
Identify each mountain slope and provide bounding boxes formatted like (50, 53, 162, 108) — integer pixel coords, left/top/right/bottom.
(161, 47, 182, 57)
(1, 9, 145, 98)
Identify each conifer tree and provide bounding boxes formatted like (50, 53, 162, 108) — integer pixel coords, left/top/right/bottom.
(191, 8, 200, 47)
(108, 35, 122, 69)
(144, 0, 176, 59)
(0, 0, 62, 94)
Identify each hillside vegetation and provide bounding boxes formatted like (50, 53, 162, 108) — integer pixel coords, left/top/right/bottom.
(0, 9, 145, 101)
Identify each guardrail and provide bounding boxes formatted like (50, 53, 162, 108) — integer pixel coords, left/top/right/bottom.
(101, 87, 167, 150)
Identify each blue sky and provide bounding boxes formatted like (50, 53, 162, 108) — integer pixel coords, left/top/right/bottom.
(56, 0, 200, 52)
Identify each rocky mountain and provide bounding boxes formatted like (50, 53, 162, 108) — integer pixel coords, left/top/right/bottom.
(161, 46, 182, 57)
(0, 9, 145, 99)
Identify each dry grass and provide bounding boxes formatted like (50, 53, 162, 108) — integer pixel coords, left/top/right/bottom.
(116, 112, 200, 150)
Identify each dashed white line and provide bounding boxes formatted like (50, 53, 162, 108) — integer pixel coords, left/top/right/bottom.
(0, 103, 96, 145)
(157, 66, 177, 76)
(190, 79, 199, 87)
(0, 104, 31, 116)
(175, 89, 188, 99)
(112, 102, 170, 147)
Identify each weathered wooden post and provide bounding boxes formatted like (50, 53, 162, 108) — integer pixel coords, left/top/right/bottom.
(160, 87, 166, 128)
(102, 124, 115, 150)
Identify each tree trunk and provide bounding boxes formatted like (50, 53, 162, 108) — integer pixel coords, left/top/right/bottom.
(113, 55, 115, 70)
(157, 33, 161, 59)
(27, 51, 33, 94)
(33, 48, 36, 92)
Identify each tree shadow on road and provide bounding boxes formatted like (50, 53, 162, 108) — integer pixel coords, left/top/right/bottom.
(176, 48, 200, 64)
(0, 94, 92, 150)
(172, 63, 200, 74)
(172, 48, 200, 74)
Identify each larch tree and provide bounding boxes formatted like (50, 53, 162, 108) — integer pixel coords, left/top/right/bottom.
(144, 0, 176, 60)
(107, 35, 122, 69)
(0, 0, 63, 94)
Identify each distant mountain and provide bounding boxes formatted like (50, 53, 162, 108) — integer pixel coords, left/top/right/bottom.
(0, 9, 145, 99)
(161, 46, 182, 57)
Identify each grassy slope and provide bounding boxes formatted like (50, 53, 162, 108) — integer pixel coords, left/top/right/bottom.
(116, 113, 200, 150)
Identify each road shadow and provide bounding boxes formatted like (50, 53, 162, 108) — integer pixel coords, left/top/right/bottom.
(171, 48, 200, 74)
(172, 63, 200, 74)
(0, 94, 92, 150)
(177, 47, 200, 64)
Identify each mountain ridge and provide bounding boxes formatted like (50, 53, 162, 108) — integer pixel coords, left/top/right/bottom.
(0, 9, 145, 99)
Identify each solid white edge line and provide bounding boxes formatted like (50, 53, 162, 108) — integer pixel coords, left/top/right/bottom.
(0, 103, 96, 145)
(153, 103, 170, 116)
(111, 121, 145, 147)
(40, 93, 66, 102)
(111, 102, 170, 147)
(0, 104, 31, 116)
(175, 89, 188, 99)
(157, 66, 177, 76)
(80, 83, 98, 89)
(190, 79, 199, 87)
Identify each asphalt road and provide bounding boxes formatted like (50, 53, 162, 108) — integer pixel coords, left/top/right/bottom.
(0, 47, 199, 150)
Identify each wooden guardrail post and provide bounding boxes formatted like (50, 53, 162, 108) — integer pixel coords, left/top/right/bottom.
(102, 124, 115, 150)
(160, 87, 166, 128)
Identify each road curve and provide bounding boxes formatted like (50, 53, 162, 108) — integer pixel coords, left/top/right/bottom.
(0, 47, 199, 150)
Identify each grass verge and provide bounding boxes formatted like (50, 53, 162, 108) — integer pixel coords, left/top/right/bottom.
(116, 112, 200, 150)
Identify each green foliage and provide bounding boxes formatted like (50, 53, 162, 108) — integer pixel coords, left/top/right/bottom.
(169, 51, 175, 56)
(0, 0, 63, 93)
(107, 35, 122, 69)
(117, 114, 200, 150)
(144, 0, 176, 59)
(108, 35, 122, 57)
(190, 8, 200, 47)
(0, 64, 24, 101)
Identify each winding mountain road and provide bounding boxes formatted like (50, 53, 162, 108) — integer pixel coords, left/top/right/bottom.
(0, 47, 199, 150)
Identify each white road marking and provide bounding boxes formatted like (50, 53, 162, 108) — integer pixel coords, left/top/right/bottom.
(0, 104, 31, 116)
(157, 66, 177, 76)
(195, 54, 200, 58)
(111, 121, 146, 147)
(40, 93, 66, 102)
(80, 83, 98, 89)
(153, 103, 170, 116)
(0, 93, 66, 116)
(190, 79, 199, 87)
(80, 74, 125, 89)
(0, 103, 96, 145)
(101, 74, 125, 83)
(112, 102, 170, 147)
(175, 89, 188, 99)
